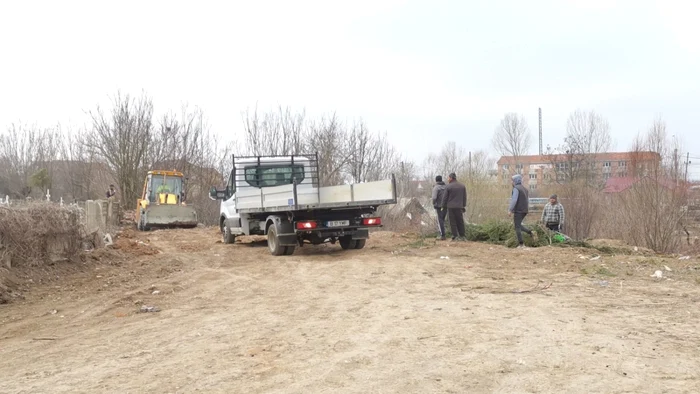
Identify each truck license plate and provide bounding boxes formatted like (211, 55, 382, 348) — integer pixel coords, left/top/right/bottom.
(326, 220, 350, 227)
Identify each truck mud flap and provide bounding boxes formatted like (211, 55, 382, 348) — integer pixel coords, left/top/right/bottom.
(352, 229, 369, 240)
(277, 233, 298, 246)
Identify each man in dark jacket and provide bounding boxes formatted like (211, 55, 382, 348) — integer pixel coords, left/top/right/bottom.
(432, 175, 447, 240)
(441, 173, 467, 241)
(508, 174, 538, 248)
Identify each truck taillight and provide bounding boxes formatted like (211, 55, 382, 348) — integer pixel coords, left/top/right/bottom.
(362, 217, 382, 226)
(296, 221, 318, 230)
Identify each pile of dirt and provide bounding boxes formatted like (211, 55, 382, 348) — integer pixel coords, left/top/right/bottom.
(117, 228, 137, 239)
(0, 268, 22, 304)
(111, 238, 160, 256)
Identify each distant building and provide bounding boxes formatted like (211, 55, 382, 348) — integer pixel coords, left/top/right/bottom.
(601, 176, 679, 194)
(496, 151, 662, 190)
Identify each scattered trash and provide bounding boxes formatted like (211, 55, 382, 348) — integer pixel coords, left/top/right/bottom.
(651, 270, 663, 278)
(103, 233, 113, 246)
(152, 290, 160, 295)
(664, 265, 672, 272)
(50, 309, 57, 315)
(597, 280, 609, 287)
(440, 256, 450, 260)
(679, 256, 691, 260)
(578, 255, 587, 260)
(589, 255, 601, 261)
(139, 305, 160, 313)
(634, 247, 639, 252)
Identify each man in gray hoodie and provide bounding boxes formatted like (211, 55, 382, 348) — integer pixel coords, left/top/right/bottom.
(432, 175, 447, 240)
(508, 174, 538, 248)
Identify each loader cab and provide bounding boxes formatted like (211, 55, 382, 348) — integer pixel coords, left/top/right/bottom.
(138, 171, 186, 210)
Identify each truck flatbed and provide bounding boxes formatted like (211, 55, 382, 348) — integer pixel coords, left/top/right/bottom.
(235, 177, 397, 213)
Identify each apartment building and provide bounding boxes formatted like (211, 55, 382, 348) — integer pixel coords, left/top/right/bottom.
(495, 151, 662, 190)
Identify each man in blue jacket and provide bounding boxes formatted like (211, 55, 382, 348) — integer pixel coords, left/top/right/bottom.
(508, 174, 538, 248)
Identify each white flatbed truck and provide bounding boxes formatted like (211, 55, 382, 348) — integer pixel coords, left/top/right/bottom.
(209, 154, 397, 256)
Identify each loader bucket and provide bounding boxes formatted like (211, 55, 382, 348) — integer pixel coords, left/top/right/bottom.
(143, 204, 198, 229)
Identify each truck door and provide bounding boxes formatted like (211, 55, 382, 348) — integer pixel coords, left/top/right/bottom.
(222, 170, 237, 219)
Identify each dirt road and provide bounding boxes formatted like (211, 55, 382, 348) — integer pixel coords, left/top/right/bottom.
(1, 228, 700, 393)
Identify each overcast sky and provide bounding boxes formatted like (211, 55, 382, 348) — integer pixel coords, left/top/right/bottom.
(1, 0, 699, 177)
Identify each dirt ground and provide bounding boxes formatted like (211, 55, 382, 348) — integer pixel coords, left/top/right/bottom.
(1, 227, 700, 393)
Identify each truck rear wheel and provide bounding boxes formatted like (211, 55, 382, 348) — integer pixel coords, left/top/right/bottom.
(223, 225, 236, 244)
(284, 246, 295, 255)
(354, 239, 366, 249)
(267, 226, 286, 256)
(339, 236, 357, 250)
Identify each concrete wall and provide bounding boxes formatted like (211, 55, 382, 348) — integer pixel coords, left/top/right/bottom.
(85, 200, 121, 234)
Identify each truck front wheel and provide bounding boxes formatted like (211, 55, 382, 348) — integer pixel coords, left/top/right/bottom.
(223, 225, 236, 244)
(267, 226, 286, 256)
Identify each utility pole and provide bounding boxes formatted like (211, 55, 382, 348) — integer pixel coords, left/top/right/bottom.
(674, 148, 679, 186)
(468, 151, 472, 179)
(538, 108, 543, 156)
(685, 152, 691, 183)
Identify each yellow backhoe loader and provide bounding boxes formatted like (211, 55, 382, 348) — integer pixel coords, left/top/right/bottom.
(136, 170, 198, 231)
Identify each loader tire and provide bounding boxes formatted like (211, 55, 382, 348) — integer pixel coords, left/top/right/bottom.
(267, 226, 286, 256)
(354, 239, 366, 250)
(223, 225, 236, 244)
(138, 213, 150, 232)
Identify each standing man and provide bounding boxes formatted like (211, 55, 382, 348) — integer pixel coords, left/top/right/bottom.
(441, 172, 467, 241)
(432, 175, 447, 240)
(508, 174, 538, 248)
(541, 194, 565, 232)
(106, 184, 117, 200)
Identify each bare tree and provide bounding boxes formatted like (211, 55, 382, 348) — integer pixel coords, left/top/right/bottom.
(614, 118, 685, 252)
(0, 123, 46, 198)
(306, 114, 350, 186)
(87, 91, 154, 204)
(549, 109, 612, 185)
(424, 141, 469, 179)
(347, 120, 398, 183)
(492, 113, 532, 172)
(242, 105, 305, 156)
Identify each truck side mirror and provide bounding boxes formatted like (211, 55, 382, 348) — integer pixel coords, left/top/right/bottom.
(209, 186, 227, 200)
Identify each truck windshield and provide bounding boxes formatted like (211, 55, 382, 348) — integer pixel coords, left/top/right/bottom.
(149, 176, 183, 202)
(245, 165, 305, 188)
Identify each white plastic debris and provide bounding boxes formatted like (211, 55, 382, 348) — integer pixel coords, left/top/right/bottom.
(103, 233, 113, 246)
(664, 265, 672, 272)
(634, 246, 639, 252)
(589, 255, 601, 261)
(678, 256, 691, 260)
(651, 270, 663, 278)
(439, 256, 450, 260)
(152, 290, 160, 295)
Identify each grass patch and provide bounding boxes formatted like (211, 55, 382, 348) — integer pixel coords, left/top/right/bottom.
(595, 267, 617, 277)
